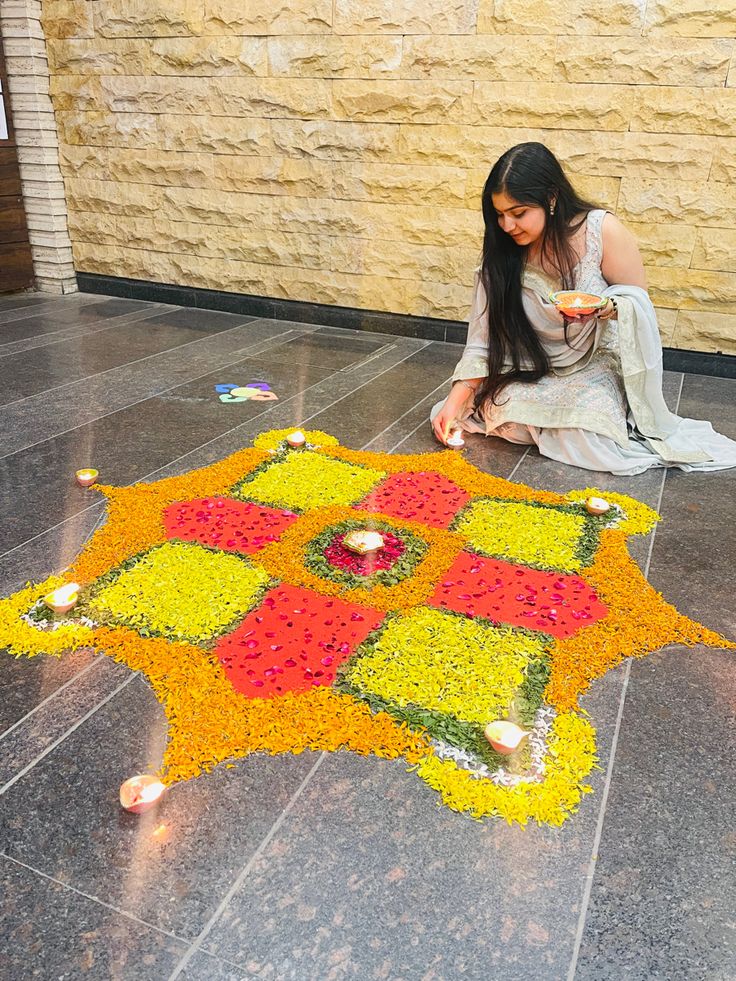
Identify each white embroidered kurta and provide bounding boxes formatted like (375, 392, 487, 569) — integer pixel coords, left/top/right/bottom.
(434, 210, 736, 475)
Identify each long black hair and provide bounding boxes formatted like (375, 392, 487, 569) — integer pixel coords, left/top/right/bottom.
(474, 142, 600, 409)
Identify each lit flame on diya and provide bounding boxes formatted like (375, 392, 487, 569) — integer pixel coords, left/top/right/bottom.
(119, 775, 166, 814)
(484, 721, 529, 755)
(75, 468, 99, 487)
(44, 582, 80, 615)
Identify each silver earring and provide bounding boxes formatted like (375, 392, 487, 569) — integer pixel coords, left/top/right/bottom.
(550, 205, 555, 217)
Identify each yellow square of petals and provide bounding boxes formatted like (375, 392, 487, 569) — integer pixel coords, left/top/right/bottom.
(456, 500, 587, 571)
(345, 607, 547, 725)
(90, 542, 270, 643)
(238, 452, 386, 512)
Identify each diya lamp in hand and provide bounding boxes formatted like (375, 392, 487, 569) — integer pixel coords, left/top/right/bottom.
(484, 720, 529, 755)
(446, 427, 465, 449)
(119, 774, 166, 814)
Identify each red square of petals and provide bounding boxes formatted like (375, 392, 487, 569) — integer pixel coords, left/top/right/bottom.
(428, 552, 608, 638)
(357, 472, 471, 529)
(214, 584, 384, 698)
(164, 497, 297, 554)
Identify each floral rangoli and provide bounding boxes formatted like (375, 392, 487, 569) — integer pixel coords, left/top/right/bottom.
(1, 428, 732, 826)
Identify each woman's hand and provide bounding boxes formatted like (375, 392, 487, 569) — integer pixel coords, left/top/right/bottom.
(432, 383, 475, 445)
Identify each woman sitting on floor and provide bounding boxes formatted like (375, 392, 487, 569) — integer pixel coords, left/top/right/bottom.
(431, 141, 736, 475)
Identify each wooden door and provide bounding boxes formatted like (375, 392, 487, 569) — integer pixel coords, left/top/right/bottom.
(0, 31, 34, 293)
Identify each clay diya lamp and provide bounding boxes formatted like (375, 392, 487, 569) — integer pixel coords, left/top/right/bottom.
(484, 720, 529, 755)
(43, 582, 81, 615)
(119, 775, 166, 814)
(549, 290, 607, 318)
(447, 428, 466, 449)
(585, 496, 611, 516)
(75, 468, 99, 488)
(286, 430, 306, 448)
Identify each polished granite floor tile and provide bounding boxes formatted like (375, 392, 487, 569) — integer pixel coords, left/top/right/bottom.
(1, 677, 318, 940)
(0, 321, 308, 458)
(0, 356, 334, 554)
(0, 307, 255, 408)
(0, 856, 189, 978)
(574, 645, 736, 981)
(250, 328, 392, 370)
(0, 654, 132, 792)
(0, 646, 98, 733)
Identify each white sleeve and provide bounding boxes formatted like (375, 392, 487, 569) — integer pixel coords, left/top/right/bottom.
(452, 270, 490, 383)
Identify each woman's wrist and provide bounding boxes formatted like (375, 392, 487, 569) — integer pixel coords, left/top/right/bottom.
(599, 297, 618, 321)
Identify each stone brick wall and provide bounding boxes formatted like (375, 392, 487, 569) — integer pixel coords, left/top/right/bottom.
(1, 0, 77, 293)
(40, 0, 736, 352)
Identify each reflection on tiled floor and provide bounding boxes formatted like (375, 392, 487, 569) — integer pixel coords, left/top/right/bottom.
(0, 293, 734, 981)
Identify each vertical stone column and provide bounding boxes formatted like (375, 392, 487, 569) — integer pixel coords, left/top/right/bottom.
(0, 0, 76, 292)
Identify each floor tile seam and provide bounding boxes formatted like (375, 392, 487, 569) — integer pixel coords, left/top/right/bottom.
(0, 852, 196, 949)
(566, 382, 679, 979)
(0, 311, 263, 412)
(0, 303, 173, 359)
(0, 499, 105, 564)
(0, 325, 310, 462)
(566, 659, 633, 981)
(167, 753, 328, 981)
(0, 293, 106, 325)
(365, 375, 450, 450)
(0, 673, 137, 797)
(0, 653, 104, 744)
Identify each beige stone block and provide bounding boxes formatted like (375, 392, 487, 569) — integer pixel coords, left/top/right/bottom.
(401, 34, 553, 80)
(94, 1, 204, 37)
(729, 50, 736, 87)
(691, 228, 736, 273)
(331, 238, 477, 287)
(46, 39, 150, 75)
(546, 132, 714, 182)
(472, 82, 633, 131)
(267, 35, 402, 77)
(270, 120, 399, 161)
(60, 146, 215, 189)
(671, 310, 736, 354)
(647, 267, 736, 314)
(653, 307, 677, 344)
(204, 0, 332, 35)
(619, 179, 736, 227)
(556, 37, 732, 86)
(41, 1, 94, 39)
(334, 0, 479, 34)
(56, 110, 160, 149)
(335, 162, 467, 207)
(632, 87, 736, 137)
(65, 177, 168, 217)
(160, 187, 276, 228)
(48, 74, 102, 112)
(710, 140, 736, 182)
(150, 37, 267, 76)
(398, 123, 542, 168)
(478, 0, 644, 36)
(68, 213, 324, 269)
(214, 156, 334, 197)
(333, 80, 472, 124)
(644, 0, 736, 37)
(275, 197, 482, 247)
(464, 170, 620, 211)
(2, 36, 47, 60)
(633, 224, 696, 268)
(158, 115, 274, 156)
(0, 17, 46, 42)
